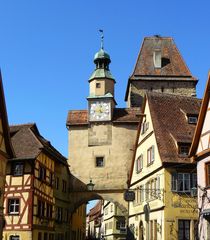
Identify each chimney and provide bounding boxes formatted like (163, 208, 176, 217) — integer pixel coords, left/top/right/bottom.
(153, 49, 162, 68)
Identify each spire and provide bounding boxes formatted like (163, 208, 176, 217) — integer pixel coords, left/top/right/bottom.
(94, 30, 111, 69)
(89, 31, 114, 81)
(99, 29, 104, 49)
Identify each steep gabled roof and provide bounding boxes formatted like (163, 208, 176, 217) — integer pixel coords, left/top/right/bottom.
(66, 108, 141, 126)
(147, 92, 201, 163)
(131, 36, 196, 78)
(129, 92, 201, 184)
(0, 71, 14, 158)
(125, 36, 197, 101)
(10, 123, 67, 163)
(189, 72, 210, 157)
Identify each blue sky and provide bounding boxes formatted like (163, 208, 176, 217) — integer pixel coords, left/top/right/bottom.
(0, 0, 210, 158)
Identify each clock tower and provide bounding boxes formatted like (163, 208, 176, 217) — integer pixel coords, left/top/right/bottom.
(87, 37, 116, 122)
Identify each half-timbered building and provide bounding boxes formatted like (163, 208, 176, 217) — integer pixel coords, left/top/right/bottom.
(190, 72, 210, 239)
(3, 123, 70, 240)
(0, 72, 14, 240)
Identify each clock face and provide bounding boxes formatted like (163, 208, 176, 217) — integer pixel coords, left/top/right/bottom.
(89, 101, 110, 121)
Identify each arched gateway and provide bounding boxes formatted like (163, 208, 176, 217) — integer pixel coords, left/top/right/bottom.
(66, 35, 141, 216)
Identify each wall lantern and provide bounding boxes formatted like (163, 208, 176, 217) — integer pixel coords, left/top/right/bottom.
(87, 179, 95, 191)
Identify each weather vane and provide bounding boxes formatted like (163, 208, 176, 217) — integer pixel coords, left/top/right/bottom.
(99, 29, 104, 49)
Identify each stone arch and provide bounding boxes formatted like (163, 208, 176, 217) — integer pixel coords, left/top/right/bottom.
(70, 191, 128, 215)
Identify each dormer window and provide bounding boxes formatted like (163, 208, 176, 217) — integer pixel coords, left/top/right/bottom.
(153, 49, 161, 68)
(188, 116, 197, 124)
(179, 144, 190, 157)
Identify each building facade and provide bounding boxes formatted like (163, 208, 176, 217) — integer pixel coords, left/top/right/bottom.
(129, 93, 201, 240)
(190, 73, 210, 239)
(3, 123, 71, 240)
(103, 200, 126, 240)
(0, 72, 14, 240)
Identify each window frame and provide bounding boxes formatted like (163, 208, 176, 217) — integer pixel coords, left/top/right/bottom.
(205, 162, 210, 187)
(95, 156, 104, 168)
(12, 162, 24, 176)
(147, 146, 155, 166)
(8, 198, 20, 215)
(178, 143, 190, 157)
(38, 165, 46, 181)
(9, 236, 20, 240)
(171, 172, 196, 193)
(136, 154, 143, 173)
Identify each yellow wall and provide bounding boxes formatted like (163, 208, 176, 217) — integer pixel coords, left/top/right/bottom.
(71, 204, 86, 240)
(129, 100, 198, 240)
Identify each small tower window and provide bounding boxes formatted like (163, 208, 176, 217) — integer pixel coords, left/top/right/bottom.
(96, 83, 101, 88)
(153, 49, 162, 68)
(96, 156, 104, 167)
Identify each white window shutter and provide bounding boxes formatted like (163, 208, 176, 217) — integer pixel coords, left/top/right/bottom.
(151, 145, 155, 162)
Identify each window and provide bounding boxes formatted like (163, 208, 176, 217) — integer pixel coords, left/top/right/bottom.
(145, 178, 160, 201)
(39, 165, 46, 181)
(136, 154, 143, 173)
(56, 207, 63, 223)
(206, 162, 210, 186)
(12, 162, 24, 176)
(147, 146, 155, 165)
(171, 173, 196, 192)
(44, 233, 48, 240)
(9, 236, 20, 240)
(62, 180, 67, 192)
(46, 203, 53, 219)
(179, 145, 190, 156)
(116, 220, 126, 231)
(38, 232, 42, 240)
(37, 200, 45, 218)
(188, 116, 197, 124)
(49, 172, 53, 186)
(141, 121, 149, 135)
(55, 177, 59, 189)
(49, 234, 54, 240)
(178, 220, 190, 240)
(140, 185, 144, 202)
(96, 82, 101, 88)
(96, 156, 104, 167)
(8, 199, 20, 214)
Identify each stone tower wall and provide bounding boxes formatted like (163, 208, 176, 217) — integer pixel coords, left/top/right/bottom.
(127, 80, 197, 107)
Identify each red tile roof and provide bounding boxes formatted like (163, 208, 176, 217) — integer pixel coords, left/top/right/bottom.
(131, 36, 196, 79)
(147, 92, 201, 163)
(10, 123, 67, 163)
(66, 108, 141, 126)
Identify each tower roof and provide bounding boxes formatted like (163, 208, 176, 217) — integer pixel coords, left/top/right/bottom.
(89, 47, 114, 81)
(131, 36, 197, 78)
(94, 48, 111, 63)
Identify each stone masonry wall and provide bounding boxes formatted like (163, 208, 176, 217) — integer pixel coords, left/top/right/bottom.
(127, 80, 197, 108)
